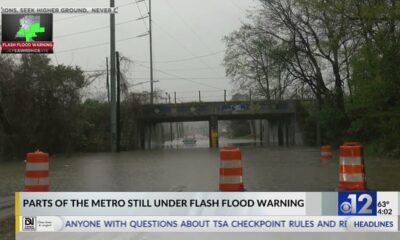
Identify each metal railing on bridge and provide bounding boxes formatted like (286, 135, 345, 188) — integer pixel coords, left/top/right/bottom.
(132, 89, 316, 105)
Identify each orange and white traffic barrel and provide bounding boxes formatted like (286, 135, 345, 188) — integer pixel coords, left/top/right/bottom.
(320, 145, 332, 160)
(24, 150, 49, 192)
(219, 147, 244, 191)
(337, 142, 366, 191)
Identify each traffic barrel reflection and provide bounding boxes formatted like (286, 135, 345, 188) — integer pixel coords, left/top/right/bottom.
(320, 145, 333, 161)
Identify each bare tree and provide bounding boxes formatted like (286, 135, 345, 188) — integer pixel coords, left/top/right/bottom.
(223, 20, 295, 101)
(255, 0, 359, 109)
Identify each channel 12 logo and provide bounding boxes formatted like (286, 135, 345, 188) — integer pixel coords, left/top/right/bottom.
(338, 192, 377, 216)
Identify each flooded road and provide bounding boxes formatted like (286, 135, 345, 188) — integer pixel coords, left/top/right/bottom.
(2, 139, 400, 239)
(1, 140, 400, 196)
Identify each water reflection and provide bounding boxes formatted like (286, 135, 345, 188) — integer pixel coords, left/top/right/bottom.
(161, 135, 263, 149)
(1, 141, 400, 199)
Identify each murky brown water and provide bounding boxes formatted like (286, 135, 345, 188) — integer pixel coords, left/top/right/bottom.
(1, 143, 400, 195)
(1, 142, 400, 239)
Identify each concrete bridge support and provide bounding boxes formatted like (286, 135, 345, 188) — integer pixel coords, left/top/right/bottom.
(254, 119, 265, 146)
(176, 122, 184, 139)
(259, 120, 264, 146)
(154, 123, 164, 147)
(137, 122, 164, 150)
(262, 115, 297, 146)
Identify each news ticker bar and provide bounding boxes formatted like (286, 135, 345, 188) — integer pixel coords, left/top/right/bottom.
(17, 216, 399, 232)
(15, 192, 400, 233)
(1, 7, 118, 14)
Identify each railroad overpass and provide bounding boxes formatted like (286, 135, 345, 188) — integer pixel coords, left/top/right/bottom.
(134, 100, 301, 148)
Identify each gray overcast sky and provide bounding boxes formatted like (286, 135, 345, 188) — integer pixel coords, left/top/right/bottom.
(1, 0, 258, 102)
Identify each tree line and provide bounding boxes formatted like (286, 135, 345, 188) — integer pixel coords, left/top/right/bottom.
(223, 0, 400, 156)
(0, 55, 145, 160)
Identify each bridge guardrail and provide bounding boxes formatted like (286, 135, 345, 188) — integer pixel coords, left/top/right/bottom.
(136, 100, 298, 121)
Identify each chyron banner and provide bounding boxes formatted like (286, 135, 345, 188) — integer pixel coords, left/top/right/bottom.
(1, 14, 53, 53)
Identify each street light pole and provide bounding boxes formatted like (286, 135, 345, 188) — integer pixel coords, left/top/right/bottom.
(106, 57, 109, 103)
(148, 0, 154, 149)
(149, 0, 154, 105)
(110, 0, 117, 152)
(116, 51, 121, 152)
(316, 78, 322, 146)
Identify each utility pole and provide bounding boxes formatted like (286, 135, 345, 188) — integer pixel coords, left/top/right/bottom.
(174, 91, 178, 141)
(174, 92, 176, 104)
(249, 89, 252, 101)
(224, 89, 226, 102)
(199, 90, 201, 102)
(149, 0, 154, 105)
(168, 92, 173, 142)
(147, 0, 154, 149)
(106, 57, 110, 103)
(110, 0, 117, 152)
(116, 51, 121, 152)
(316, 78, 322, 146)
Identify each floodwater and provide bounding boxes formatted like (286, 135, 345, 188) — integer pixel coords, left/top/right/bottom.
(1, 138, 400, 238)
(1, 137, 400, 198)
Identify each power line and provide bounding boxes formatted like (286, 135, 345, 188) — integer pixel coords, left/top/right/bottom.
(134, 66, 222, 72)
(56, 35, 140, 54)
(143, 0, 149, 12)
(161, 78, 227, 81)
(229, 0, 247, 15)
(135, 0, 148, 31)
(165, 1, 216, 53)
(55, 32, 224, 64)
(57, 41, 109, 53)
(55, 18, 138, 39)
(175, 95, 225, 100)
(174, 89, 222, 93)
(152, 20, 225, 78)
(135, 50, 224, 63)
(129, 77, 229, 80)
(137, 63, 224, 90)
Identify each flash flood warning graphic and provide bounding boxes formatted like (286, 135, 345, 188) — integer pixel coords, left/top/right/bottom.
(15, 15, 45, 42)
(1, 13, 53, 53)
